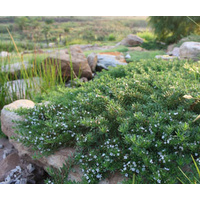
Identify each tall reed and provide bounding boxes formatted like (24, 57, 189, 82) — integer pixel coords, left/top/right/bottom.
(0, 30, 65, 109)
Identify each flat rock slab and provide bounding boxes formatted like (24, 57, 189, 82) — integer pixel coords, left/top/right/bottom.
(155, 55, 179, 60)
(4, 77, 43, 100)
(128, 46, 147, 51)
(1, 62, 31, 74)
(96, 52, 127, 71)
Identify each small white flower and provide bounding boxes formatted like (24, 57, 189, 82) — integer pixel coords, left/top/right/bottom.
(125, 173, 128, 177)
(174, 112, 178, 115)
(157, 179, 161, 183)
(179, 146, 183, 151)
(124, 156, 128, 159)
(96, 174, 102, 179)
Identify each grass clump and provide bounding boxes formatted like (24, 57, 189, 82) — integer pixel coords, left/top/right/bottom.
(137, 31, 156, 42)
(14, 59, 200, 184)
(126, 50, 166, 62)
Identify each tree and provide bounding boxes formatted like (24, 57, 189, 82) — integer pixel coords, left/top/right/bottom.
(148, 16, 200, 44)
(42, 25, 51, 45)
(15, 16, 29, 32)
(27, 17, 41, 42)
(42, 19, 54, 45)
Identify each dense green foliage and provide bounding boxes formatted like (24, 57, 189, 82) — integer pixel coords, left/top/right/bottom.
(14, 59, 200, 184)
(148, 16, 200, 44)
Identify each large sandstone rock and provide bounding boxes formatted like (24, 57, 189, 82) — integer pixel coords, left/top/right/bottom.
(118, 34, 144, 47)
(180, 42, 200, 60)
(1, 100, 35, 138)
(96, 52, 127, 71)
(43, 46, 93, 80)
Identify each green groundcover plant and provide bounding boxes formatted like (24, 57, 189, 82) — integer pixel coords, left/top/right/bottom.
(13, 59, 200, 184)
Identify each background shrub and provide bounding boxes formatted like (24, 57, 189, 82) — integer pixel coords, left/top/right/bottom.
(148, 16, 200, 44)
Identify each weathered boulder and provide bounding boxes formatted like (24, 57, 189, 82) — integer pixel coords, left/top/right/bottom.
(118, 34, 144, 47)
(1, 100, 35, 138)
(96, 52, 127, 71)
(87, 53, 98, 72)
(43, 46, 93, 80)
(180, 42, 200, 60)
